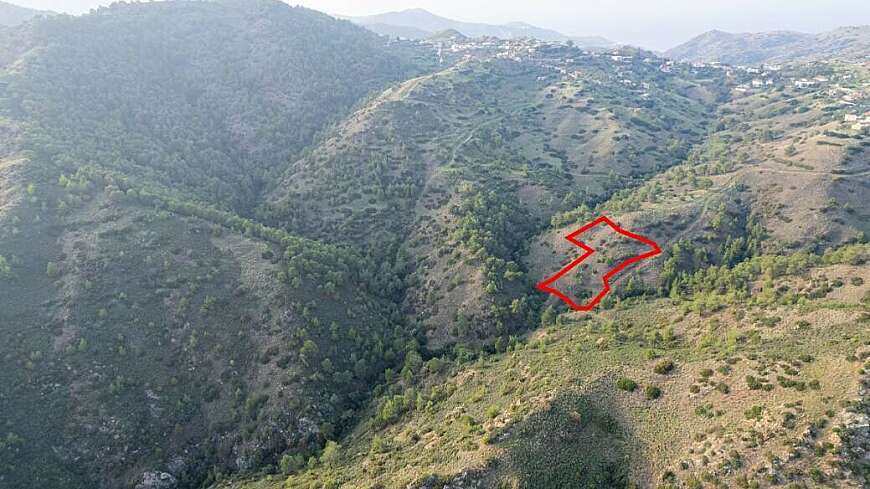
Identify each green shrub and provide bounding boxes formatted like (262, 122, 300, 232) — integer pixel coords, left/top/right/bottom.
(746, 375, 762, 390)
(744, 405, 764, 420)
(279, 453, 305, 474)
(617, 377, 638, 392)
(654, 359, 675, 374)
(370, 435, 390, 454)
(645, 385, 662, 400)
(244, 393, 269, 418)
(459, 415, 479, 434)
(319, 440, 341, 467)
(695, 403, 715, 418)
(0, 255, 11, 278)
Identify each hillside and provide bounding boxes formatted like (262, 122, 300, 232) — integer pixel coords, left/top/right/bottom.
(0, 2, 438, 488)
(261, 46, 722, 349)
(0, 2, 868, 489)
(532, 62, 870, 305)
(665, 26, 870, 65)
(217, 247, 870, 489)
(217, 57, 870, 489)
(1, 0, 431, 212)
(0, 0, 51, 27)
(344, 8, 613, 47)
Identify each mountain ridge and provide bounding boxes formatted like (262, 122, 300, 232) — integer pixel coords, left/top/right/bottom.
(0, 0, 53, 26)
(666, 25, 870, 64)
(341, 8, 614, 47)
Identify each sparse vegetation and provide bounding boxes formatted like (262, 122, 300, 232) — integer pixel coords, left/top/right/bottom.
(1, 4, 868, 489)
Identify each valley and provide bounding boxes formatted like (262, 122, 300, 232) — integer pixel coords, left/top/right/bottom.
(0, 2, 866, 489)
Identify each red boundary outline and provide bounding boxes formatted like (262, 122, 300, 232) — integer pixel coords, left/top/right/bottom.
(535, 215, 662, 311)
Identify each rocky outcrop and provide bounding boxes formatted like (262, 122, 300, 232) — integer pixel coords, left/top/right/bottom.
(442, 470, 485, 489)
(134, 472, 178, 489)
(407, 469, 486, 489)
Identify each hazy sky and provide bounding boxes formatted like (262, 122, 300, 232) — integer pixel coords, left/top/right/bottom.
(12, 0, 870, 50)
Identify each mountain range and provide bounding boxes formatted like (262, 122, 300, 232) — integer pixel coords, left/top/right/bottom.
(0, 1, 867, 489)
(342, 8, 614, 47)
(666, 25, 870, 64)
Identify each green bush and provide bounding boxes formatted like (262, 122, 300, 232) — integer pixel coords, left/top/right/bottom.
(654, 359, 675, 375)
(617, 377, 638, 392)
(745, 375, 762, 390)
(645, 385, 662, 400)
(0, 255, 11, 278)
(370, 435, 390, 454)
(319, 440, 341, 467)
(279, 453, 305, 474)
(744, 405, 764, 421)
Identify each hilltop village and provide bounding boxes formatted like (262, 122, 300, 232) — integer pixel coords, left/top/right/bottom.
(385, 33, 870, 133)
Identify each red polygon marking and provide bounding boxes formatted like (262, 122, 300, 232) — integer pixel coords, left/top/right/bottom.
(535, 215, 662, 311)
